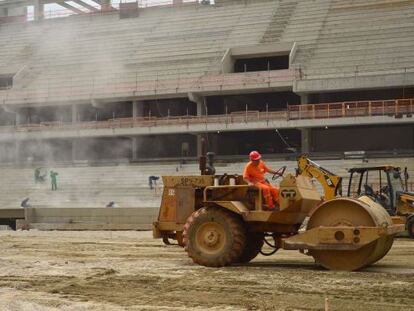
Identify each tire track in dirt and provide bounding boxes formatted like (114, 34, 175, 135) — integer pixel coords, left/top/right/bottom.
(0, 231, 412, 310)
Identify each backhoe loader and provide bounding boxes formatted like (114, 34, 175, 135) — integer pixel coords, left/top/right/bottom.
(297, 155, 414, 238)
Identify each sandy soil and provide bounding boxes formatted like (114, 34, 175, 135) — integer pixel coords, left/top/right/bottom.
(0, 230, 412, 311)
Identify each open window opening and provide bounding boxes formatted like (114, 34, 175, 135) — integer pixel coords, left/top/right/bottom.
(0, 74, 13, 89)
(234, 55, 289, 72)
(221, 42, 295, 74)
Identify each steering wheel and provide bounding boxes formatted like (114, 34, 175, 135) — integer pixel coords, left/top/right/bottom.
(272, 166, 287, 181)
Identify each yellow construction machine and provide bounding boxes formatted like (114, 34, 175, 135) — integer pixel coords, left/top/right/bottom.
(297, 155, 414, 238)
(153, 154, 404, 271)
(296, 155, 343, 200)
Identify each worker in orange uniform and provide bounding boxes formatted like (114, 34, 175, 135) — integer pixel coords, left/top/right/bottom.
(243, 151, 280, 210)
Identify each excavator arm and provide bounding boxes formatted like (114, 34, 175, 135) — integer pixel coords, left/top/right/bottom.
(297, 155, 342, 200)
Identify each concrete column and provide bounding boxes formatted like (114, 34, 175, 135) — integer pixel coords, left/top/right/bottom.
(0, 8, 7, 17)
(131, 101, 144, 161)
(72, 139, 78, 162)
(197, 134, 206, 157)
(71, 105, 78, 161)
(132, 101, 144, 118)
(131, 137, 138, 161)
(33, 0, 44, 21)
(301, 129, 311, 153)
(211, 134, 219, 155)
(299, 94, 311, 153)
(101, 0, 112, 11)
(72, 104, 78, 123)
(15, 111, 22, 125)
(189, 94, 207, 157)
(15, 140, 21, 164)
(300, 94, 308, 105)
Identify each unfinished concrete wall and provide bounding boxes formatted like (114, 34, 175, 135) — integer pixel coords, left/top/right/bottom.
(312, 125, 414, 152)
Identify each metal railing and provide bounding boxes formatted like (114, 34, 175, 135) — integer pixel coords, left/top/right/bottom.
(0, 110, 288, 133)
(288, 98, 414, 120)
(0, 98, 412, 134)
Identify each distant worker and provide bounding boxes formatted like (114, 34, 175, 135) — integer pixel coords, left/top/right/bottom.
(34, 167, 46, 183)
(20, 197, 31, 208)
(243, 151, 280, 210)
(148, 175, 160, 190)
(106, 201, 118, 208)
(50, 170, 58, 191)
(34, 168, 40, 183)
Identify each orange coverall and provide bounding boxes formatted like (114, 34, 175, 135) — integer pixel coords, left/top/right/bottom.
(243, 160, 279, 208)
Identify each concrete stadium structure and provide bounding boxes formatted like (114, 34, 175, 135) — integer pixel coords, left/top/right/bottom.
(0, 0, 413, 215)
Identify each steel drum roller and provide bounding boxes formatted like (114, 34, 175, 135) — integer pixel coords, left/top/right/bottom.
(307, 196, 395, 271)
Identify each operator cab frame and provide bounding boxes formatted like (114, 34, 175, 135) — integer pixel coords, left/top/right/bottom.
(347, 166, 405, 215)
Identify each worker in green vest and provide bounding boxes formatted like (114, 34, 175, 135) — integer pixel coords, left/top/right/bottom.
(50, 170, 58, 191)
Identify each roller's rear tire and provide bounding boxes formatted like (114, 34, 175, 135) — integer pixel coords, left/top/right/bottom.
(183, 207, 246, 267)
(238, 232, 264, 263)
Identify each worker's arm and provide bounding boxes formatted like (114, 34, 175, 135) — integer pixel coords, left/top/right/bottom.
(267, 168, 277, 175)
(243, 164, 254, 185)
(263, 162, 277, 175)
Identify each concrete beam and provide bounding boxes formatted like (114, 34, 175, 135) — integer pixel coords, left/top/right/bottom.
(295, 71, 414, 93)
(231, 42, 294, 59)
(1, 114, 413, 142)
(71, 0, 99, 12)
(0, 70, 295, 106)
(55, 1, 85, 14)
(0, 0, 34, 10)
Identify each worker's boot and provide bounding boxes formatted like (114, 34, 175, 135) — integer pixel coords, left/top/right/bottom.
(262, 202, 276, 211)
(263, 196, 276, 211)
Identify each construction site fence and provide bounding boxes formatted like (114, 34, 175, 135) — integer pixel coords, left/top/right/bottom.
(0, 98, 412, 133)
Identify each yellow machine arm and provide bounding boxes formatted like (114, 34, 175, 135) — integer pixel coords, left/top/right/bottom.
(297, 155, 343, 200)
(397, 192, 414, 214)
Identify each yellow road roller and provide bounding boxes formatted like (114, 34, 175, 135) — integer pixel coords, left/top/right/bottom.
(153, 160, 404, 271)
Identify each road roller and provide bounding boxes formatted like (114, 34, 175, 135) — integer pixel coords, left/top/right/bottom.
(153, 157, 404, 271)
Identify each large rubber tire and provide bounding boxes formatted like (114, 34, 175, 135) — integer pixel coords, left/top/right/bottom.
(183, 207, 246, 267)
(407, 217, 414, 239)
(238, 232, 264, 263)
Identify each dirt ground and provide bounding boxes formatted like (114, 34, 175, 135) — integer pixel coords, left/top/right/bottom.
(0, 231, 413, 311)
